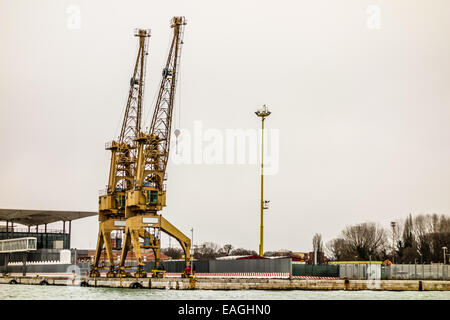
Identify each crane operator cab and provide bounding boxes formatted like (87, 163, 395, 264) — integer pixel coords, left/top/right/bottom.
(99, 190, 127, 219)
(126, 186, 166, 217)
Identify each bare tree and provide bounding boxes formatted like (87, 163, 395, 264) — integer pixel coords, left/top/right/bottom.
(222, 244, 233, 256)
(230, 248, 258, 256)
(326, 238, 352, 261)
(264, 250, 293, 257)
(327, 214, 449, 263)
(312, 233, 324, 264)
(161, 247, 183, 260)
(340, 222, 388, 260)
(396, 214, 416, 263)
(193, 242, 221, 260)
(413, 214, 450, 263)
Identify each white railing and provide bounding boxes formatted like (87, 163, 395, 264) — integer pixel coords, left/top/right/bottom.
(105, 140, 114, 149)
(98, 187, 108, 196)
(0, 237, 37, 253)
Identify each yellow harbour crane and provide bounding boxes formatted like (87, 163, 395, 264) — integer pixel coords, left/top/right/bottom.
(91, 17, 190, 279)
(90, 28, 151, 278)
(118, 17, 190, 278)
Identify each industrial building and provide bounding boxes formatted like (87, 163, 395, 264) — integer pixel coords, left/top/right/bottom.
(0, 208, 96, 273)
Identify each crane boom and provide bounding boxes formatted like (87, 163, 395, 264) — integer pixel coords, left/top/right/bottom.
(133, 17, 186, 194)
(119, 30, 148, 144)
(149, 16, 186, 180)
(106, 29, 150, 196)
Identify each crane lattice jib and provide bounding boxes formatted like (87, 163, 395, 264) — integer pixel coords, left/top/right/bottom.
(108, 29, 151, 194)
(146, 17, 186, 190)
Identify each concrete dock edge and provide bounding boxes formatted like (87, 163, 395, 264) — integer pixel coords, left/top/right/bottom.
(1, 276, 450, 291)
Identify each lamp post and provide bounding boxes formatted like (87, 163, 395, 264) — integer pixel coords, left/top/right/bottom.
(443, 247, 448, 265)
(417, 250, 423, 264)
(255, 104, 271, 257)
(191, 228, 194, 272)
(390, 221, 396, 264)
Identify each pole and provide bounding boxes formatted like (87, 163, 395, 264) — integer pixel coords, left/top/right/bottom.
(63, 221, 66, 249)
(22, 251, 27, 276)
(191, 228, 194, 272)
(415, 259, 417, 279)
(255, 105, 271, 258)
(392, 226, 394, 263)
(422, 260, 424, 279)
(259, 117, 264, 258)
(45, 224, 47, 249)
(68, 220, 72, 249)
(390, 222, 396, 264)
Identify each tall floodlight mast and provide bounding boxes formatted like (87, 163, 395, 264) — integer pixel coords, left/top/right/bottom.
(90, 29, 151, 278)
(255, 105, 271, 257)
(118, 17, 192, 278)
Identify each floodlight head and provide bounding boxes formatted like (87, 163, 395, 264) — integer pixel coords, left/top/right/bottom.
(255, 104, 271, 118)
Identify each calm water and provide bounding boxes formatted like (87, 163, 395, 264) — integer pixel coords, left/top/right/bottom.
(1, 284, 449, 300)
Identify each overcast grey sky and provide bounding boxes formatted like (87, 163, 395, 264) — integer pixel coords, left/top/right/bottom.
(1, 0, 449, 252)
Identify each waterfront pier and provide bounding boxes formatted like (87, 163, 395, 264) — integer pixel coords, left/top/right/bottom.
(1, 275, 450, 291)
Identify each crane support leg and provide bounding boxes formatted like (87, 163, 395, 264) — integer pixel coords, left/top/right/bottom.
(152, 247, 161, 269)
(90, 219, 121, 277)
(118, 227, 162, 278)
(137, 228, 161, 269)
(90, 229, 104, 277)
(117, 227, 131, 278)
(131, 229, 147, 278)
(118, 214, 191, 278)
(118, 225, 157, 278)
(159, 215, 191, 270)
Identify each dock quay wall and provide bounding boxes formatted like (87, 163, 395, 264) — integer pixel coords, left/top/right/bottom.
(2, 257, 450, 281)
(1, 276, 450, 291)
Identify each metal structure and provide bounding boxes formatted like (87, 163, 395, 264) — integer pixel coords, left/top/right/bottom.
(255, 105, 271, 257)
(0, 209, 96, 250)
(91, 28, 151, 278)
(117, 17, 190, 278)
(91, 17, 190, 278)
(0, 237, 37, 253)
(390, 221, 396, 264)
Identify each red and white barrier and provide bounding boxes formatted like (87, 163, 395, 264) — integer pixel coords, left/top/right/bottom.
(166, 272, 290, 279)
(292, 276, 339, 280)
(7, 272, 338, 280)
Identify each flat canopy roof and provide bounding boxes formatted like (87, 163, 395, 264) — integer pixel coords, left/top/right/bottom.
(0, 209, 97, 226)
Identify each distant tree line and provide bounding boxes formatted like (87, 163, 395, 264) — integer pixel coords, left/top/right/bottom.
(162, 242, 257, 260)
(325, 214, 450, 263)
(161, 213, 449, 264)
